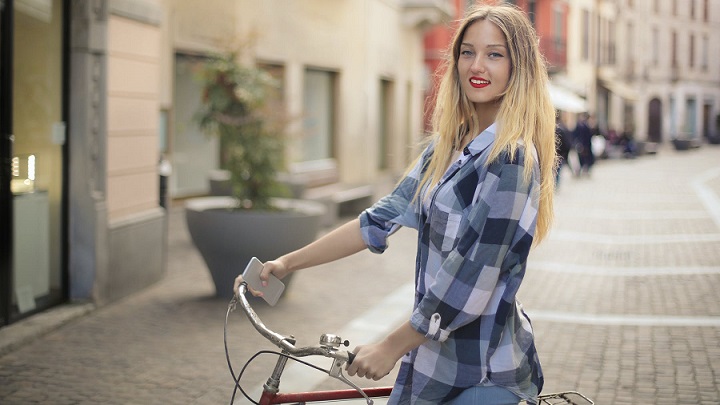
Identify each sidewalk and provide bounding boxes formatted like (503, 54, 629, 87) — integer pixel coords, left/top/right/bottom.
(1, 144, 719, 404)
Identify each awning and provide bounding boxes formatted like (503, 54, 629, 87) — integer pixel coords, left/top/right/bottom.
(548, 82, 588, 113)
(600, 80, 639, 101)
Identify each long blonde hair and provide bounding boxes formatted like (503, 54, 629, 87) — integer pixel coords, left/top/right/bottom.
(420, 3, 556, 243)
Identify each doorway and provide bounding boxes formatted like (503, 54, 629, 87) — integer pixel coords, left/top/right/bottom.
(703, 103, 712, 140)
(0, 0, 67, 326)
(378, 79, 394, 171)
(648, 98, 663, 143)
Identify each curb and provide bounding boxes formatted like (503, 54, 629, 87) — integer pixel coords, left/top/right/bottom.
(0, 302, 95, 358)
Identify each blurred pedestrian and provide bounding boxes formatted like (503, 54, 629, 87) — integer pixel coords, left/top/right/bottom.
(573, 113, 596, 176)
(620, 126, 638, 158)
(235, 4, 555, 404)
(555, 113, 572, 185)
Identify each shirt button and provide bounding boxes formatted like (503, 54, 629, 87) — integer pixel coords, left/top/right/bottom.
(463, 147, 470, 155)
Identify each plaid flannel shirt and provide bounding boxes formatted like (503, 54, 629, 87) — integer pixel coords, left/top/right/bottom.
(359, 124, 543, 404)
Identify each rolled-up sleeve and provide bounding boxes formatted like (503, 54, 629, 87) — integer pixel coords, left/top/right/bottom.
(359, 146, 432, 253)
(410, 151, 538, 342)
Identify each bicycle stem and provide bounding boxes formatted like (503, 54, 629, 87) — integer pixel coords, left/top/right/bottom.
(263, 351, 289, 395)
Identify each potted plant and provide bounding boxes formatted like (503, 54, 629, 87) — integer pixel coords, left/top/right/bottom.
(184, 51, 325, 299)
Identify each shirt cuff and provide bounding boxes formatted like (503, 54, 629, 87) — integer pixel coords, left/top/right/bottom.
(359, 210, 391, 254)
(411, 310, 451, 342)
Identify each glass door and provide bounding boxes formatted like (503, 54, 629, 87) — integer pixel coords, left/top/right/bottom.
(4, 0, 65, 323)
(0, 0, 11, 325)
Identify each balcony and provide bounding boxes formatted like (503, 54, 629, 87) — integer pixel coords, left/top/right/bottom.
(401, 0, 454, 28)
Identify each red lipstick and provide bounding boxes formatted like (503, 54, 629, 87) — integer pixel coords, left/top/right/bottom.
(469, 77, 490, 88)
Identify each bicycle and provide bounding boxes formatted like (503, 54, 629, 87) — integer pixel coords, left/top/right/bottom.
(226, 281, 594, 405)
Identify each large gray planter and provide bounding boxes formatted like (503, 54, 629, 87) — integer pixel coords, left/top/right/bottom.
(672, 139, 693, 151)
(185, 196, 325, 299)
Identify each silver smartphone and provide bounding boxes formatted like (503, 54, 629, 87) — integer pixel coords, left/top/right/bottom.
(241, 257, 285, 306)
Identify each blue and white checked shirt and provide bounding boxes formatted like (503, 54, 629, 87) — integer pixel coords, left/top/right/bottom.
(359, 124, 543, 404)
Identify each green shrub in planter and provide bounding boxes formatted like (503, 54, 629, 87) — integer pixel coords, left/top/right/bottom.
(195, 51, 289, 210)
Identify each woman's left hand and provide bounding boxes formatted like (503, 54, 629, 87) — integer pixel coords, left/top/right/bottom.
(346, 341, 398, 381)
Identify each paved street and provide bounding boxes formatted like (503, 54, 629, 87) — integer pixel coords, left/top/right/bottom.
(1, 144, 719, 404)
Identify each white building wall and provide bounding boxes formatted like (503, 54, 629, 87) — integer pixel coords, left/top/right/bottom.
(565, 0, 720, 143)
(624, 0, 720, 142)
(234, 0, 429, 182)
(163, 0, 439, 194)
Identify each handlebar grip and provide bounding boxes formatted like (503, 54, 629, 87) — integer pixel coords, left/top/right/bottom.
(347, 351, 356, 365)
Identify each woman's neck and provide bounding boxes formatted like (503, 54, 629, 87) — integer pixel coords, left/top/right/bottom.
(474, 103, 499, 132)
(456, 104, 499, 151)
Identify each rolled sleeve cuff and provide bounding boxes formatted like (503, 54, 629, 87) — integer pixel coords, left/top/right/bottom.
(359, 211, 388, 253)
(410, 310, 451, 342)
(359, 210, 400, 254)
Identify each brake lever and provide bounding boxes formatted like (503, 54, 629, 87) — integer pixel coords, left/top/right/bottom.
(328, 358, 374, 405)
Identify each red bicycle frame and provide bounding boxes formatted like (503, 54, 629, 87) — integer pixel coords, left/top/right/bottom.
(260, 387, 393, 404)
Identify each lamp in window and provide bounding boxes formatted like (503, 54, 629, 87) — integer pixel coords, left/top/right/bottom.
(11, 154, 36, 194)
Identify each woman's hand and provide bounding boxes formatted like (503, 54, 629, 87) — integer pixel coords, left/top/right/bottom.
(232, 274, 250, 298)
(346, 321, 426, 380)
(260, 259, 291, 281)
(346, 341, 400, 381)
(232, 259, 291, 297)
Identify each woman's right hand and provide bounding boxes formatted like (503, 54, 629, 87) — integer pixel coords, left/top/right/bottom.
(232, 258, 291, 297)
(260, 259, 291, 282)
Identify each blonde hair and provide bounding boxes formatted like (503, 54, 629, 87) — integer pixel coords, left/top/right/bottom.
(418, 3, 557, 243)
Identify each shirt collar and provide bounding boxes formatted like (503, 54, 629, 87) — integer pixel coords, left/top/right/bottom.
(462, 123, 496, 157)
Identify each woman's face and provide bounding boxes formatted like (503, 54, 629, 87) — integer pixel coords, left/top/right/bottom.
(457, 19, 511, 114)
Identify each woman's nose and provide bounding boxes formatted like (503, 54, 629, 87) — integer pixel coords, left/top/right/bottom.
(471, 57, 485, 73)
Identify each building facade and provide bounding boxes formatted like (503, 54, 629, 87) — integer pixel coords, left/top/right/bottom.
(566, 0, 720, 143)
(1, 0, 167, 327)
(168, 0, 451, 198)
(0, 0, 451, 327)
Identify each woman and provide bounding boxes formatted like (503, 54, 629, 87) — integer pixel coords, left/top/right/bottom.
(235, 4, 556, 404)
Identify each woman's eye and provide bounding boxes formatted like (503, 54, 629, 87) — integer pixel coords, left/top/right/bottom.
(489, 52, 504, 58)
(460, 50, 474, 57)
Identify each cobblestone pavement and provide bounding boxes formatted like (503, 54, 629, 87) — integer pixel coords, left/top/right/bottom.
(0, 144, 719, 404)
(521, 145, 720, 405)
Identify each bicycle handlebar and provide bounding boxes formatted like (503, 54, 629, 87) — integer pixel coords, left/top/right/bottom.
(235, 282, 354, 364)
